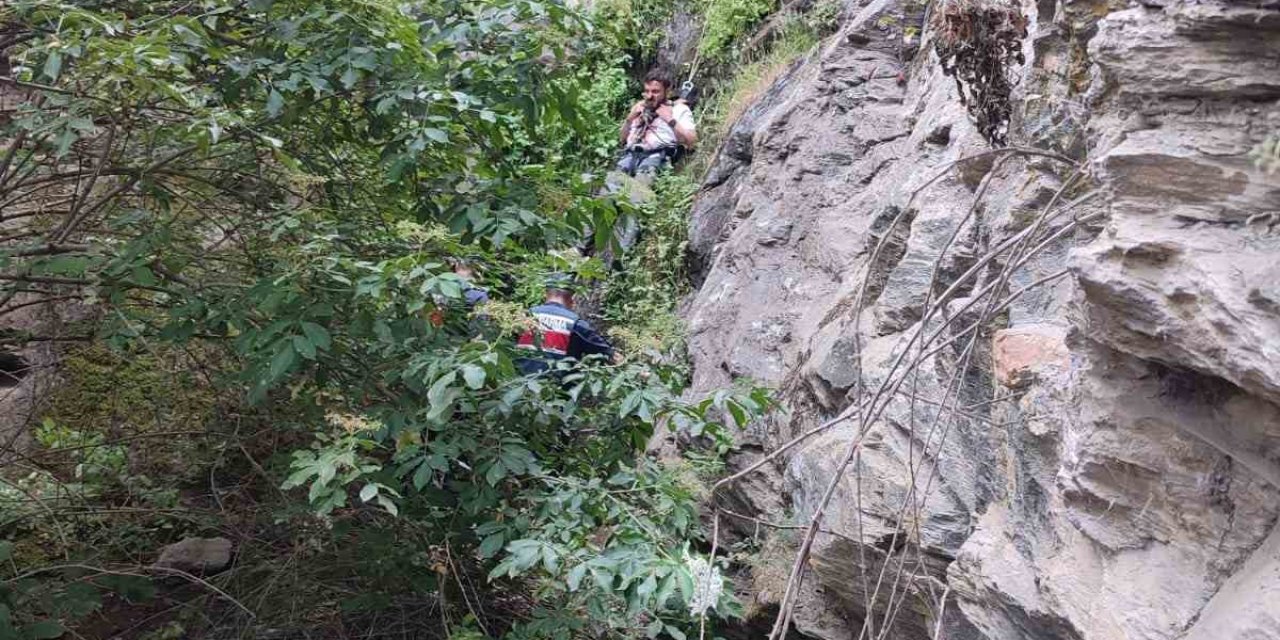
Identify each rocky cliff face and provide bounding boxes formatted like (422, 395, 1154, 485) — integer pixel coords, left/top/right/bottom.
(679, 0, 1280, 637)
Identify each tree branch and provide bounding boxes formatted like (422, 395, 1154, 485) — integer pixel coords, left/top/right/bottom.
(3, 243, 92, 257)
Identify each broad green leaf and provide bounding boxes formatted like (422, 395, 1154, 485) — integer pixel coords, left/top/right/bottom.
(292, 335, 316, 360)
(98, 575, 155, 602)
(412, 459, 433, 490)
(282, 466, 314, 489)
(316, 459, 337, 485)
(54, 582, 102, 617)
(359, 483, 378, 502)
(500, 385, 524, 410)
(498, 446, 530, 475)
(22, 620, 64, 640)
(540, 545, 560, 574)
(300, 322, 331, 351)
(727, 400, 748, 428)
(307, 75, 331, 93)
(267, 342, 297, 382)
(677, 569, 695, 602)
(36, 256, 89, 276)
(566, 563, 587, 591)
(619, 390, 642, 418)
(475, 521, 504, 536)
(340, 67, 359, 89)
(54, 128, 77, 158)
(461, 365, 485, 389)
(646, 619, 663, 638)
(478, 533, 504, 559)
(267, 89, 284, 116)
(484, 460, 505, 486)
(637, 573, 657, 597)
(487, 559, 515, 582)
(427, 371, 456, 410)
(42, 52, 62, 80)
(509, 539, 540, 570)
(130, 265, 158, 287)
(592, 567, 615, 591)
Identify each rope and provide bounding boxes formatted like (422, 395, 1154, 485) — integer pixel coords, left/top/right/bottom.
(681, 4, 709, 95)
(682, 46, 702, 96)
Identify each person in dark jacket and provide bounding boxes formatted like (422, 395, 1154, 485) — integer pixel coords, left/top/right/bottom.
(516, 274, 614, 375)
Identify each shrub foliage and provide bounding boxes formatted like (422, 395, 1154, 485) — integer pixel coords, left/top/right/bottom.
(0, 0, 768, 637)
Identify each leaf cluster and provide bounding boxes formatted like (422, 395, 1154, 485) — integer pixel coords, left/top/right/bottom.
(696, 0, 778, 62)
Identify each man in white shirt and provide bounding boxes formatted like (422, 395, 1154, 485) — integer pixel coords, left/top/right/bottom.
(616, 70, 697, 177)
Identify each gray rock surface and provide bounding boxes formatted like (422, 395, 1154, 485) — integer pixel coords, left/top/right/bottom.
(1182, 522, 1280, 640)
(681, 0, 1280, 637)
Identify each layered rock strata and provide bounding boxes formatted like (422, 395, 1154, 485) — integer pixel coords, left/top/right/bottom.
(681, 0, 1280, 637)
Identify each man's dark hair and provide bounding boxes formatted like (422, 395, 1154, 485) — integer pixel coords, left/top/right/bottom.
(643, 69, 672, 91)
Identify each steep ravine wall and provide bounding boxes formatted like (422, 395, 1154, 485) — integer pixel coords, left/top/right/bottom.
(679, 0, 1280, 638)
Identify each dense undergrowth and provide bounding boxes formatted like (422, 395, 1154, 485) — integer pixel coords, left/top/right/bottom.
(0, 0, 790, 638)
(697, 0, 778, 62)
(603, 173, 698, 357)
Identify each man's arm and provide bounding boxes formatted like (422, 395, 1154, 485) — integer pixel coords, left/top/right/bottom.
(672, 103, 697, 148)
(673, 122, 697, 148)
(572, 320, 614, 360)
(656, 103, 697, 148)
(620, 101, 645, 145)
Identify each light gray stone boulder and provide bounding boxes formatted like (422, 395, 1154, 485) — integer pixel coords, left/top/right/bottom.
(154, 537, 233, 574)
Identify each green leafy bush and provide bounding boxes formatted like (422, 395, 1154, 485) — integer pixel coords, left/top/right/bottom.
(604, 174, 699, 356)
(697, 0, 778, 61)
(0, 0, 772, 637)
(590, 0, 684, 57)
(540, 61, 636, 166)
(805, 0, 844, 34)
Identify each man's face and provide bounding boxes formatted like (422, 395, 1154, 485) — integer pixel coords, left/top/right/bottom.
(642, 80, 666, 108)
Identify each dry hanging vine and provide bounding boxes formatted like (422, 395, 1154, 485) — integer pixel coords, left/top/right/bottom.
(931, 0, 1028, 145)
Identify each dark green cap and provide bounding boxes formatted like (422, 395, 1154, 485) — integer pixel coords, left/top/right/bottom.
(544, 272, 577, 293)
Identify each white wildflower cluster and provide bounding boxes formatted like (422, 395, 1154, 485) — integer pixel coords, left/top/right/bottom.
(325, 411, 381, 434)
(685, 552, 724, 617)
